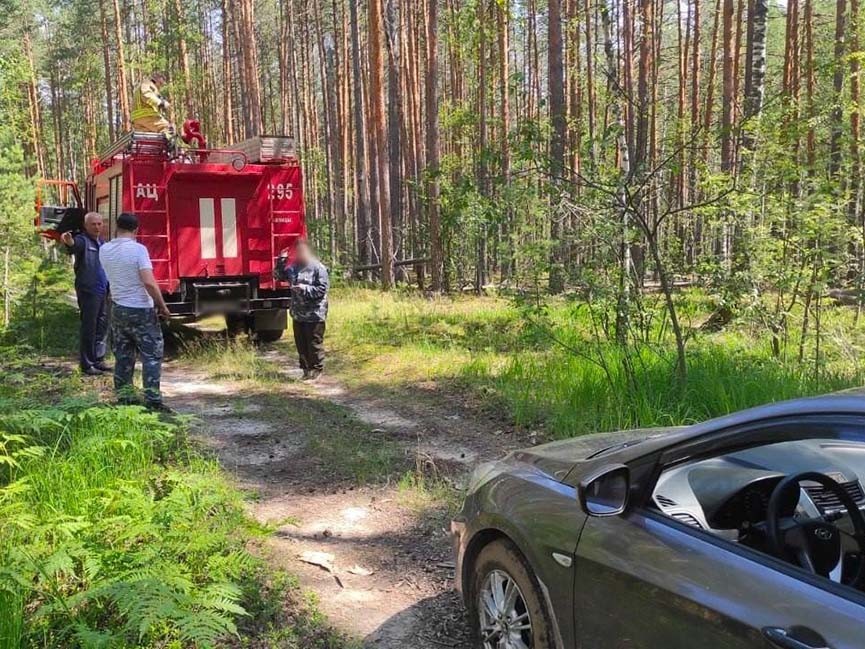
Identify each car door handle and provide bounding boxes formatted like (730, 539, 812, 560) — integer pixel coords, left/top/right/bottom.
(763, 627, 831, 649)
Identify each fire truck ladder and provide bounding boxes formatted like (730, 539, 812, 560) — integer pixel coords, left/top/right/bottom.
(126, 154, 173, 291)
(99, 131, 170, 164)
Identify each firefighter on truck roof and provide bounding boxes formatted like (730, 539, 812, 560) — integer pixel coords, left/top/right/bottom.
(131, 71, 172, 134)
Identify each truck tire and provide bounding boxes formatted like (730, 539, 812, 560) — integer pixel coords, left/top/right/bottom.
(251, 309, 287, 344)
(254, 329, 284, 343)
(225, 314, 248, 338)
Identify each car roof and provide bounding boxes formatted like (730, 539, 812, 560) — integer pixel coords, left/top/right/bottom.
(605, 392, 865, 465)
(690, 392, 865, 433)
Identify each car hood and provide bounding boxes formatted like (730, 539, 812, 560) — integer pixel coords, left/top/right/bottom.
(508, 426, 682, 482)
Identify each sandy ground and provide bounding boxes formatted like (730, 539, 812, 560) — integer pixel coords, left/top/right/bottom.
(160, 349, 527, 648)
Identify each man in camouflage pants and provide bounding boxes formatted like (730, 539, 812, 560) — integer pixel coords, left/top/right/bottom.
(98, 213, 173, 411)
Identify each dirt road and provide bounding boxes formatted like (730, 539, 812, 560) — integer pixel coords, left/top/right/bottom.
(161, 348, 526, 647)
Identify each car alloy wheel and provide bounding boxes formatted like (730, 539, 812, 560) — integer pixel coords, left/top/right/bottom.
(478, 568, 533, 649)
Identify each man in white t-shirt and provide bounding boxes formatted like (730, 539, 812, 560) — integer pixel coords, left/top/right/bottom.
(99, 212, 172, 411)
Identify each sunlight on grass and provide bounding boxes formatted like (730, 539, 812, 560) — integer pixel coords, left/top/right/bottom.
(181, 337, 285, 384)
(396, 470, 461, 517)
(324, 287, 865, 439)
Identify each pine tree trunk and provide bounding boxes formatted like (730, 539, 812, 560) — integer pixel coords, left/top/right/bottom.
(349, 0, 372, 266)
(23, 31, 45, 175)
(476, 0, 488, 293)
(385, 0, 402, 268)
(97, 1, 115, 142)
(720, 0, 735, 172)
(804, 0, 817, 172)
(111, 0, 130, 128)
(369, 0, 395, 287)
(849, 0, 861, 225)
(171, 0, 194, 118)
(426, 0, 444, 291)
(236, 0, 263, 137)
(830, 0, 848, 178)
(548, 0, 566, 294)
(222, 0, 235, 143)
(584, 0, 597, 163)
(498, 0, 513, 279)
(702, 0, 722, 165)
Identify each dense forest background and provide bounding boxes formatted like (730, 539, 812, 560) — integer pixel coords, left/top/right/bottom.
(1, 0, 865, 372)
(4, 3, 865, 641)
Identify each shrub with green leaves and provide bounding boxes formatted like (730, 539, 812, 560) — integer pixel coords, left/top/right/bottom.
(0, 404, 267, 648)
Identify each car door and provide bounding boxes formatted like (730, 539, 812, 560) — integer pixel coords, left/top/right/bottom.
(574, 510, 865, 648)
(572, 413, 865, 649)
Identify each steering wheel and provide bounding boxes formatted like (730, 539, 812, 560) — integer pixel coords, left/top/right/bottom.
(766, 471, 865, 588)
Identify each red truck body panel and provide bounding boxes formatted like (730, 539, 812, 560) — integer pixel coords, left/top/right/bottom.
(86, 152, 305, 296)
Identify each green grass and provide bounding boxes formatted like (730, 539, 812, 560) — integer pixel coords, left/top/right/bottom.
(313, 287, 865, 439)
(179, 337, 285, 384)
(0, 266, 348, 649)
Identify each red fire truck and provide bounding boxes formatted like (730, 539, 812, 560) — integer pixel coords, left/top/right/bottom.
(36, 125, 305, 342)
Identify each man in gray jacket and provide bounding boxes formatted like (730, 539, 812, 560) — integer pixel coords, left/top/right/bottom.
(281, 240, 329, 380)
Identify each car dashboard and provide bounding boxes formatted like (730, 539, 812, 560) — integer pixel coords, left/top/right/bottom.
(652, 439, 865, 540)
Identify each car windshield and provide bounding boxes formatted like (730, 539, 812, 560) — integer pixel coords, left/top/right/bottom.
(651, 434, 865, 593)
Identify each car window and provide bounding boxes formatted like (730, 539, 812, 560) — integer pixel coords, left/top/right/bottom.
(649, 430, 865, 597)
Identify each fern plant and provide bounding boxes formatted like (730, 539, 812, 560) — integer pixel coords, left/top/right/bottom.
(0, 403, 258, 648)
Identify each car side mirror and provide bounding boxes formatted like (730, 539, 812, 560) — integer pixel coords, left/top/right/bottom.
(578, 464, 630, 517)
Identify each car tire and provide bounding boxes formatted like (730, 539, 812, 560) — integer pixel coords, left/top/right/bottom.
(469, 538, 556, 649)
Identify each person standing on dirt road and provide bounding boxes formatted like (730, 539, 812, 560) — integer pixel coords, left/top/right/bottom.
(278, 240, 329, 381)
(98, 212, 173, 412)
(61, 212, 110, 376)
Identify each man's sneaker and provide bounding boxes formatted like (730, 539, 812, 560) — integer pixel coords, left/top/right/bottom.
(146, 402, 176, 415)
(82, 367, 103, 376)
(307, 369, 322, 382)
(301, 370, 310, 380)
(94, 363, 113, 373)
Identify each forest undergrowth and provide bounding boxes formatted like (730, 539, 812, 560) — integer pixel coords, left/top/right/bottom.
(0, 269, 347, 649)
(324, 287, 865, 439)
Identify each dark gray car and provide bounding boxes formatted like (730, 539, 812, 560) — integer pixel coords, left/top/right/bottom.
(452, 393, 865, 649)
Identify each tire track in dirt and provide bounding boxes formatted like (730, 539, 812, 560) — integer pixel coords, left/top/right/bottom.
(160, 353, 527, 648)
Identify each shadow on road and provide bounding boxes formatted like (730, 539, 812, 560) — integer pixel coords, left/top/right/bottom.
(365, 590, 472, 648)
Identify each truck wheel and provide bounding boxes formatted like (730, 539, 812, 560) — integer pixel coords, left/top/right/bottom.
(225, 314, 248, 338)
(254, 329, 284, 343)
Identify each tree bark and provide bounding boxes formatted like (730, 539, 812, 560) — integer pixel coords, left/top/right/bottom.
(830, 0, 848, 178)
(849, 0, 861, 225)
(171, 0, 194, 117)
(222, 0, 235, 143)
(548, 0, 566, 293)
(369, 0, 395, 287)
(720, 0, 736, 172)
(97, 0, 115, 142)
(349, 0, 372, 266)
(741, 0, 768, 155)
(111, 0, 131, 128)
(385, 0, 403, 266)
(426, 0, 443, 291)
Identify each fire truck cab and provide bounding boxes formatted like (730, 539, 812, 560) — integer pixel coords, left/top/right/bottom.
(39, 130, 305, 342)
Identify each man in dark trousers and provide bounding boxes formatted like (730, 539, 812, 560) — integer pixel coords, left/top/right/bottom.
(61, 212, 110, 376)
(283, 240, 329, 381)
